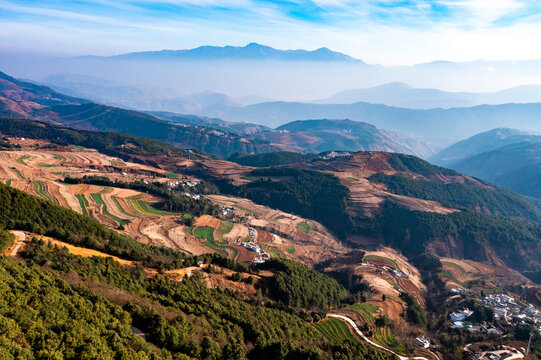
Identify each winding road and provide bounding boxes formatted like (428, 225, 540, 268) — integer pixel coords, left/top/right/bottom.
(327, 314, 439, 360)
(9, 231, 26, 256)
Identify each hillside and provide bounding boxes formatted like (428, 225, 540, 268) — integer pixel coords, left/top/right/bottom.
(1, 119, 540, 358)
(228, 151, 319, 167)
(197, 151, 541, 272)
(430, 128, 541, 199)
(148, 111, 270, 135)
(451, 141, 541, 199)
(0, 181, 396, 360)
(0, 71, 283, 158)
(0, 70, 440, 158)
(210, 100, 541, 145)
(430, 128, 541, 167)
(252, 119, 439, 158)
(0, 70, 86, 108)
(0, 117, 200, 160)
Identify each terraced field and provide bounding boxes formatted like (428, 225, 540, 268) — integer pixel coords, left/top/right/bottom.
(0, 145, 351, 270)
(373, 326, 404, 354)
(193, 226, 238, 258)
(314, 318, 359, 343)
(75, 194, 89, 216)
(364, 255, 400, 269)
(32, 181, 54, 202)
(15, 155, 30, 165)
(348, 303, 379, 322)
(131, 200, 172, 216)
(90, 193, 130, 226)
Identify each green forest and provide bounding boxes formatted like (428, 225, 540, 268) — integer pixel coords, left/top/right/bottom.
(210, 167, 354, 239)
(364, 201, 541, 271)
(261, 259, 351, 310)
(0, 178, 396, 359)
(370, 173, 541, 222)
(0, 117, 201, 159)
(0, 235, 395, 360)
(228, 151, 318, 167)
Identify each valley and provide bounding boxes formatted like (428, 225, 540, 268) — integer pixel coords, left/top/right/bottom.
(0, 68, 540, 359)
(1, 121, 540, 359)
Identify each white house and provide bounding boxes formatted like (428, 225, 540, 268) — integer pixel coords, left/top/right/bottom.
(415, 337, 430, 348)
(450, 309, 473, 322)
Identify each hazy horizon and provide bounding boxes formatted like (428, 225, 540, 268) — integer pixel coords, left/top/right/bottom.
(3, 1, 541, 66)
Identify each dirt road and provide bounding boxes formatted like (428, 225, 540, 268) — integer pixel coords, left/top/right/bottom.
(9, 231, 26, 256)
(327, 314, 439, 360)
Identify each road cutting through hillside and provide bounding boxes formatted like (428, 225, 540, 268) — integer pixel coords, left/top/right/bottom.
(327, 314, 439, 360)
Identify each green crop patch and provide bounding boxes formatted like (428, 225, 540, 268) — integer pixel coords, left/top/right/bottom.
(441, 261, 466, 275)
(166, 172, 180, 179)
(296, 222, 311, 234)
(347, 303, 379, 322)
(37, 162, 53, 167)
(11, 167, 24, 179)
(131, 200, 172, 216)
(91, 193, 129, 226)
(74, 194, 89, 216)
(32, 181, 54, 202)
(111, 196, 137, 218)
(314, 318, 359, 343)
(217, 221, 234, 234)
(364, 255, 400, 270)
(15, 155, 30, 165)
(194, 226, 238, 259)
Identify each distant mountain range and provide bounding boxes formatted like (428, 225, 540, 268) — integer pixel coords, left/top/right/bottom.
(251, 119, 438, 158)
(40, 73, 272, 116)
(430, 128, 541, 167)
(0, 70, 437, 158)
(431, 128, 541, 198)
(86, 43, 361, 62)
(0, 71, 87, 112)
(316, 82, 541, 109)
(212, 100, 541, 145)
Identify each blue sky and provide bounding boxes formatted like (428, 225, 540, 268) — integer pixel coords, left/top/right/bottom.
(1, 0, 541, 64)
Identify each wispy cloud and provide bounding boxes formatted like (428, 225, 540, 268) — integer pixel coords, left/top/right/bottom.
(1, 0, 541, 64)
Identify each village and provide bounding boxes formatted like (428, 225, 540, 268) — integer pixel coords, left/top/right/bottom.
(443, 288, 541, 359)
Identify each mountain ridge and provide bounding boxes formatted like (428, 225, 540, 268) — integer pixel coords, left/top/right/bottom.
(87, 43, 362, 62)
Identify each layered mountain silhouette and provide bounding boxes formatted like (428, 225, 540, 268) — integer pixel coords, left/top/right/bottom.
(88, 43, 361, 62)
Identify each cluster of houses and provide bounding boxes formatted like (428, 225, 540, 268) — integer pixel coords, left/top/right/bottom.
(450, 308, 475, 329)
(220, 206, 235, 216)
(449, 308, 504, 335)
(483, 294, 541, 332)
(319, 151, 351, 160)
(390, 268, 409, 279)
(183, 192, 201, 200)
(447, 291, 541, 338)
(209, 129, 226, 137)
(473, 346, 525, 360)
(240, 241, 263, 255)
(237, 239, 270, 264)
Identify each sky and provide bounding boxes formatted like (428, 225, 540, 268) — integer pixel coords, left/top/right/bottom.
(2, 0, 541, 65)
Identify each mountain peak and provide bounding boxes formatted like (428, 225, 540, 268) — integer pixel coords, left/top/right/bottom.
(110, 43, 361, 62)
